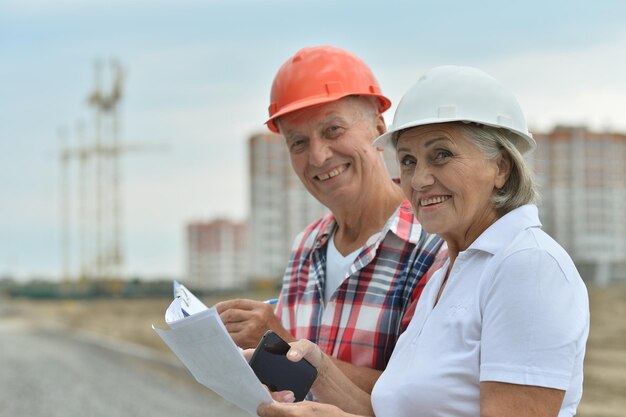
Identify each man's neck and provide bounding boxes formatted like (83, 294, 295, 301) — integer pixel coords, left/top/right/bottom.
(331, 180, 404, 256)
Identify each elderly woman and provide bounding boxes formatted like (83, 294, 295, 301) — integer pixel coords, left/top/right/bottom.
(257, 66, 589, 417)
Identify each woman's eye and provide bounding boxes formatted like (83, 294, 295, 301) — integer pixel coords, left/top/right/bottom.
(400, 155, 416, 167)
(434, 150, 452, 160)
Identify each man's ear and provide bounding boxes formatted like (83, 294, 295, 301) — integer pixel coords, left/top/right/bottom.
(494, 151, 512, 189)
(374, 114, 386, 152)
(375, 114, 387, 136)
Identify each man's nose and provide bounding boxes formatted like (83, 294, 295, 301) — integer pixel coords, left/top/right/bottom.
(308, 136, 332, 167)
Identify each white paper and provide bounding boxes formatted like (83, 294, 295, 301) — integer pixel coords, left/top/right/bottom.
(154, 305, 272, 416)
(165, 281, 209, 322)
(152, 281, 272, 416)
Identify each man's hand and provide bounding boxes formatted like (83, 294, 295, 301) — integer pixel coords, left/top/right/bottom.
(215, 299, 293, 348)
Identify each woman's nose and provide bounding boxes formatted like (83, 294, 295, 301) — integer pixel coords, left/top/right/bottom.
(411, 164, 435, 190)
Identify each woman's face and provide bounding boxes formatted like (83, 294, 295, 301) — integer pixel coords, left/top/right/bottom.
(396, 123, 510, 251)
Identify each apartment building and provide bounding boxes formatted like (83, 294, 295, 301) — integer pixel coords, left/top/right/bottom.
(532, 126, 626, 285)
(186, 219, 247, 290)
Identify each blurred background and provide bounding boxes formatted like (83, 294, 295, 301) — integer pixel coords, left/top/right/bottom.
(1, 0, 625, 416)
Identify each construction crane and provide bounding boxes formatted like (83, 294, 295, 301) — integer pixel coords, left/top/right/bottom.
(59, 59, 166, 283)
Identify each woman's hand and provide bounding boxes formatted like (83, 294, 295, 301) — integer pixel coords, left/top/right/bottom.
(257, 401, 354, 417)
(250, 339, 373, 416)
(268, 389, 296, 404)
(284, 339, 324, 369)
(242, 339, 323, 374)
(250, 339, 326, 397)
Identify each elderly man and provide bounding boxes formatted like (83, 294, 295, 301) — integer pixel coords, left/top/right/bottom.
(216, 46, 445, 393)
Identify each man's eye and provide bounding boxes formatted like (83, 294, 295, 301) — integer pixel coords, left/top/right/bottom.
(289, 139, 307, 151)
(324, 126, 345, 138)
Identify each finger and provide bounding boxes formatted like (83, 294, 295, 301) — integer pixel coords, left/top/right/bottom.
(228, 328, 263, 349)
(222, 318, 252, 333)
(219, 308, 254, 324)
(214, 299, 244, 314)
(287, 340, 322, 368)
(271, 390, 295, 403)
(215, 298, 263, 313)
(242, 348, 255, 362)
(257, 402, 294, 417)
(256, 403, 276, 417)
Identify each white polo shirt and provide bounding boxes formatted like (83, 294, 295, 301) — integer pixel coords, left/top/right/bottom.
(371, 205, 589, 417)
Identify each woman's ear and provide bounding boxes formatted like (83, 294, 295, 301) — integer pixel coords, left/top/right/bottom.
(494, 151, 512, 189)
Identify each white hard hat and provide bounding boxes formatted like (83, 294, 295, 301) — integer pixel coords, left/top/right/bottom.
(374, 65, 536, 154)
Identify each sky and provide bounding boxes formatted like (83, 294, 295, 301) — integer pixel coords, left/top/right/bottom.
(1, 0, 626, 281)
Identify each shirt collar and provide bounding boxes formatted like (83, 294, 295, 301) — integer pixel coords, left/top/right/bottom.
(313, 199, 422, 249)
(314, 216, 337, 249)
(468, 204, 542, 255)
(387, 199, 422, 244)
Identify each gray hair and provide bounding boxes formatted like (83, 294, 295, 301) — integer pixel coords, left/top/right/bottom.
(459, 123, 539, 215)
(345, 95, 380, 121)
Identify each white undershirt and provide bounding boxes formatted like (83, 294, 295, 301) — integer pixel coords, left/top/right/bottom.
(324, 232, 360, 304)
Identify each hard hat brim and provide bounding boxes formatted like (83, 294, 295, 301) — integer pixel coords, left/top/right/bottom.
(373, 118, 536, 154)
(267, 93, 391, 133)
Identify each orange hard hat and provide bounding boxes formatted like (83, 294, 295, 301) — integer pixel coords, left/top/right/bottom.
(266, 46, 391, 133)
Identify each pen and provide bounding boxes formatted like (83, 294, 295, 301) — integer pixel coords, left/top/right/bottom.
(264, 298, 279, 305)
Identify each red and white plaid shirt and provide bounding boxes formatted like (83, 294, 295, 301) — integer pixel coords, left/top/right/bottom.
(276, 199, 447, 370)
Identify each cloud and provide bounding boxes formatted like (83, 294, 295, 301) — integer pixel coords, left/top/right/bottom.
(486, 31, 626, 132)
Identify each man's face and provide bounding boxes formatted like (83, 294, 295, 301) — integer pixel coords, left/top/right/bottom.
(278, 97, 385, 210)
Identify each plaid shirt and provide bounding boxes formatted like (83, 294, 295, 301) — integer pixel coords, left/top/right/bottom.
(276, 199, 446, 370)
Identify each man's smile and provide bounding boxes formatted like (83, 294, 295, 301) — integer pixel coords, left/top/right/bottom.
(315, 164, 349, 181)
